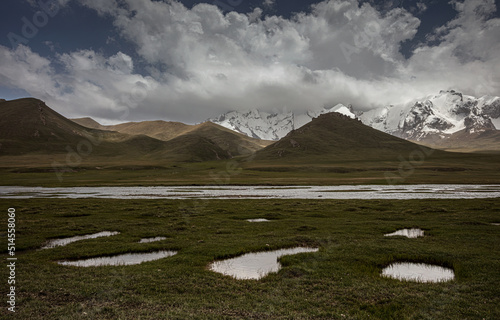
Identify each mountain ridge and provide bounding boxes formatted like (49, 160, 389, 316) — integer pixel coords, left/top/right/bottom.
(208, 90, 500, 152)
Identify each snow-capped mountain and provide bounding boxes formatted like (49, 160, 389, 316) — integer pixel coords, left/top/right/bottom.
(359, 90, 500, 141)
(209, 90, 499, 149)
(209, 104, 356, 140)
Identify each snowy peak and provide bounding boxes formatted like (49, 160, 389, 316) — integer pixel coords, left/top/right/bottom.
(359, 90, 500, 141)
(209, 104, 355, 140)
(210, 109, 294, 140)
(209, 90, 498, 146)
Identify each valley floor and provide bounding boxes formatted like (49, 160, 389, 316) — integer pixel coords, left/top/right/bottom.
(1, 149, 500, 187)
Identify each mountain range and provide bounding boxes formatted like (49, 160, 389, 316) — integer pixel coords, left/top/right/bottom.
(0, 97, 438, 167)
(209, 90, 500, 152)
(2, 96, 500, 185)
(1, 92, 498, 163)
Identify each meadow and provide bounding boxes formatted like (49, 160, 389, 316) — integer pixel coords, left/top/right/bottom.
(1, 198, 499, 319)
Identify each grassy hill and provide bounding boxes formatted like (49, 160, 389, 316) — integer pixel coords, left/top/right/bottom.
(254, 113, 439, 162)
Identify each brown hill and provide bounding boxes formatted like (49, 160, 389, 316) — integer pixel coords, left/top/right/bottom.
(71, 118, 192, 140)
(0, 98, 235, 163)
(0, 98, 176, 157)
(71, 117, 108, 130)
(180, 122, 272, 156)
(415, 129, 500, 153)
(110, 121, 191, 141)
(255, 112, 438, 161)
(72, 117, 272, 156)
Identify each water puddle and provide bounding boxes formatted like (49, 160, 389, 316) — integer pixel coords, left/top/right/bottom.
(58, 250, 177, 267)
(41, 231, 120, 249)
(138, 237, 167, 243)
(246, 219, 270, 222)
(381, 262, 454, 283)
(384, 228, 424, 238)
(209, 247, 318, 280)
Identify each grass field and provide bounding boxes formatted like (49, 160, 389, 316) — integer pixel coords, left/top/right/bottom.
(1, 198, 499, 319)
(1, 147, 500, 187)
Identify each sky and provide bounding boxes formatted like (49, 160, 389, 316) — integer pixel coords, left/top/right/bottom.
(0, 0, 499, 124)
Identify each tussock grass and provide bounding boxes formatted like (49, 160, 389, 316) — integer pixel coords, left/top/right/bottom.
(1, 198, 499, 319)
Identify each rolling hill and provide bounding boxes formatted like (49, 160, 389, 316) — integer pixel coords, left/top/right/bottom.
(69, 117, 108, 131)
(0, 98, 176, 158)
(0, 98, 263, 164)
(415, 129, 500, 153)
(72, 117, 272, 156)
(72, 118, 193, 141)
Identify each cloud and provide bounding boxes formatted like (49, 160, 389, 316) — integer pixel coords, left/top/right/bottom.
(26, 0, 71, 7)
(407, 0, 500, 95)
(1, 0, 499, 123)
(0, 45, 158, 121)
(416, 2, 428, 13)
(0, 45, 55, 97)
(262, 0, 276, 9)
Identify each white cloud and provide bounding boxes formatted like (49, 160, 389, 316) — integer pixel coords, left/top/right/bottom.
(263, 0, 275, 9)
(0, 45, 56, 97)
(416, 2, 428, 13)
(407, 0, 500, 95)
(0, 45, 158, 120)
(1, 0, 499, 123)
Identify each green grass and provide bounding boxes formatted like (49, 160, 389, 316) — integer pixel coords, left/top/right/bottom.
(1, 198, 499, 319)
(1, 148, 500, 186)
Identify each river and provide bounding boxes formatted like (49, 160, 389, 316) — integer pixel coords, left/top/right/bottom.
(1, 185, 500, 199)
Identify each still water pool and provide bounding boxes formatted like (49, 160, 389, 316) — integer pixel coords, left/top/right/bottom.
(381, 262, 455, 283)
(209, 247, 319, 280)
(58, 250, 178, 267)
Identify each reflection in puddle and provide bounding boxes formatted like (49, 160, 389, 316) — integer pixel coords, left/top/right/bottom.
(138, 236, 167, 243)
(246, 219, 270, 222)
(384, 228, 424, 238)
(381, 262, 454, 283)
(58, 250, 177, 267)
(209, 247, 318, 280)
(41, 231, 120, 249)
